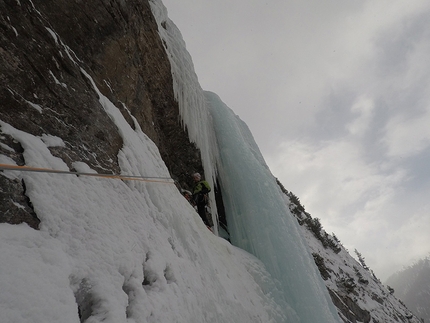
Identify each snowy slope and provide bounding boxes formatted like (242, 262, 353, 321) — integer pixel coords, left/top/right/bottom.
(282, 191, 423, 323)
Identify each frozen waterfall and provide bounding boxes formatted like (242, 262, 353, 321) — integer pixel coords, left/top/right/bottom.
(207, 91, 341, 323)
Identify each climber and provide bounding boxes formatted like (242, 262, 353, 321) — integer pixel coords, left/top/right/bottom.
(191, 172, 212, 227)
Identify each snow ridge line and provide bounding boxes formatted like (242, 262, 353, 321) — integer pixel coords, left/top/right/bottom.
(0, 164, 175, 184)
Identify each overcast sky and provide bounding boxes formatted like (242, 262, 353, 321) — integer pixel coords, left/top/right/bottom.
(161, 0, 430, 281)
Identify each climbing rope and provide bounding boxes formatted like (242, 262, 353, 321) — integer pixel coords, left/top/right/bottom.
(0, 163, 174, 184)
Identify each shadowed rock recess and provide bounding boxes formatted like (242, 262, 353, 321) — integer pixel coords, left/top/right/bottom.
(0, 0, 203, 227)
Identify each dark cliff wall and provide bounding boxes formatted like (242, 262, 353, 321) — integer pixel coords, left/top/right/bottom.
(0, 0, 202, 228)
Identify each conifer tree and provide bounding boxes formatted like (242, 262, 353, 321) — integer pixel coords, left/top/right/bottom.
(355, 249, 369, 270)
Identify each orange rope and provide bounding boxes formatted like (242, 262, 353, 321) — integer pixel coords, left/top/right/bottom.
(0, 163, 174, 184)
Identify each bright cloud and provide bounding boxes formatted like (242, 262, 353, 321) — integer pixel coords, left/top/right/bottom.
(383, 110, 430, 158)
(267, 138, 405, 221)
(347, 96, 375, 136)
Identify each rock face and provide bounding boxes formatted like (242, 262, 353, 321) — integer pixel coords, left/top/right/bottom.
(0, 0, 202, 228)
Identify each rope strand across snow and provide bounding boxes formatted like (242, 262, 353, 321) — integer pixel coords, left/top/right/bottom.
(0, 164, 175, 184)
